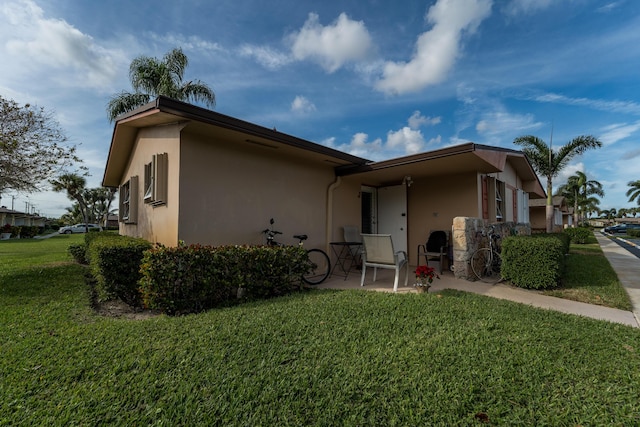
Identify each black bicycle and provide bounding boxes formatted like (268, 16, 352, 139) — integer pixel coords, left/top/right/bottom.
(262, 219, 331, 285)
(470, 225, 502, 283)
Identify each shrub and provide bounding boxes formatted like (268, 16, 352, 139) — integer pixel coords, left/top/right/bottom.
(87, 234, 152, 307)
(139, 244, 310, 315)
(531, 232, 570, 254)
(139, 244, 237, 314)
(501, 236, 565, 289)
(68, 244, 87, 264)
(67, 231, 114, 265)
(564, 227, 592, 244)
(628, 229, 640, 238)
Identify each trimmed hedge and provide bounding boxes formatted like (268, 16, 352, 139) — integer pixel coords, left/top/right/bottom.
(501, 236, 565, 290)
(628, 229, 640, 238)
(86, 234, 152, 307)
(563, 227, 592, 244)
(139, 244, 310, 315)
(531, 232, 570, 255)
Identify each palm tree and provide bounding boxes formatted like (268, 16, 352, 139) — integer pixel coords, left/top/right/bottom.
(107, 47, 215, 122)
(86, 187, 117, 227)
(556, 171, 604, 226)
(514, 135, 602, 232)
(627, 180, 640, 206)
(50, 174, 90, 231)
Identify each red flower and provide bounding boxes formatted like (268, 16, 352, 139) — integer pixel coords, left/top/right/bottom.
(415, 265, 439, 284)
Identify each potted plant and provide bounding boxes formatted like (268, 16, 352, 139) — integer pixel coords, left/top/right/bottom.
(414, 265, 439, 293)
(1, 224, 12, 240)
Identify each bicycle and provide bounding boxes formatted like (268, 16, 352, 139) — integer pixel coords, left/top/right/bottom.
(470, 225, 502, 283)
(262, 218, 331, 285)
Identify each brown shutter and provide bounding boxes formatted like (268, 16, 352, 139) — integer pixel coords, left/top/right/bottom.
(482, 176, 489, 220)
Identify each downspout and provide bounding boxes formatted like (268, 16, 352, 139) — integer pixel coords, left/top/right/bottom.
(326, 176, 342, 254)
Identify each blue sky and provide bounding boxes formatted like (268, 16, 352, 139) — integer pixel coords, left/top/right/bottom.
(1, 0, 639, 218)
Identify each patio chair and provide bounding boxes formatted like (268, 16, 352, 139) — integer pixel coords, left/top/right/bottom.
(417, 230, 449, 274)
(360, 234, 408, 292)
(343, 225, 364, 262)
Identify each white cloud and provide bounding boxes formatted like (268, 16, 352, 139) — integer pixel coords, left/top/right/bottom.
(475, 111, 543, 136)
(288, 12, 374, 73)
(326, 132, 383, 158)
(291, 95, 316, 114)
(408, 111, 441, 129)
(375, 0, 492, 95)
(534, 92, 640, 116)
(386, 127, 427, 154)
(502, 0, 555, 16)
(239, 44, 292, 70)
(598, 120, 640, 146)
(149, 33, 225, 54)
(0, 0, 125, 89)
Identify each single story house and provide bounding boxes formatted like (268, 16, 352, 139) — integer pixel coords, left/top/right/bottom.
(1, 207, 47, 228)
(529, 195, 572, 232)
(102, 97, 545, 278)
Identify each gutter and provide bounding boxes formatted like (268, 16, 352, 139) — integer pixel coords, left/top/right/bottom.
(326, 176, 342, 254)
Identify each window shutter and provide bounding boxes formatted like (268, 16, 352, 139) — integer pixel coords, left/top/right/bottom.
(129, 176, 138, 223)
(118, 183, 125, 222)
(155, 153, 168, 205)
(482, 176, 489, 220)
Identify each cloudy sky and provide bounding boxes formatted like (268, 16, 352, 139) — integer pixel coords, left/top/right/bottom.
(1, 0, 639, 217)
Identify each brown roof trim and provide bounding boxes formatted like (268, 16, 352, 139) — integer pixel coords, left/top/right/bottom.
(118, 96, 370, 166)
(336, 142, 527, 175)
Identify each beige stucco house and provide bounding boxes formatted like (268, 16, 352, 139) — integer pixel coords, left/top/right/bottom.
(102, 97, 545, 271)
(529, 195, 572, 232)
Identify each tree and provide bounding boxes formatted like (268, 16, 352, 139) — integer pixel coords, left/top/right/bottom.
(86, 187, 117, 227)
(0, 96, 82, 194)
(514, 134, 602, 232)
(556, 171, 604, 226)
(50, 174, 90, 232)
(107, 47, 215, 122)
(627, 180, 640, 206)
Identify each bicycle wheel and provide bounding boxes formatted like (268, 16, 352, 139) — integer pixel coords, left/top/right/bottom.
(302, 249, 331, 285)
(470, 248, 502, 283)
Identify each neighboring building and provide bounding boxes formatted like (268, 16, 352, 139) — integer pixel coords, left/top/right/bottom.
(102, 97, 545, 268)
(0, 207, 46, 228)
(529, 196, 571, 232)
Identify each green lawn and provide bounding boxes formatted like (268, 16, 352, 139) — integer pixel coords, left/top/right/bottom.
(1, 235, 640, 425)
(540, 237, 633, 310)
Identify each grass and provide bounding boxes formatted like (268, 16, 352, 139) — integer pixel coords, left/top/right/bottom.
(2, 236, 640, 425)
(540, 233, 633, 310)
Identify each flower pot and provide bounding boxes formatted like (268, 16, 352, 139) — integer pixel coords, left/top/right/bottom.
(415, 285, 430, 293)
(1, 233, 11, 240)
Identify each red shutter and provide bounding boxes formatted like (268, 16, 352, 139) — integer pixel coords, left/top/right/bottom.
(482, 176, 489, 220)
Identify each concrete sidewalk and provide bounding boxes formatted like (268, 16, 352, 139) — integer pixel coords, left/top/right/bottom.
(317, 235, 640, 328)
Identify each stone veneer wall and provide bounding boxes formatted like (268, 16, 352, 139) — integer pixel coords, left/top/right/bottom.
(451, 217, 531, 280)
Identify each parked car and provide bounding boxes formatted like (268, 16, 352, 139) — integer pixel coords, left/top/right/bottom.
(58, 223, 102, 234)
(603, 223, 640, 234)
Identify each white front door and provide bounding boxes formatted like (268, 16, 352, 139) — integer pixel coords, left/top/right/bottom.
(377, 185, 407, 253)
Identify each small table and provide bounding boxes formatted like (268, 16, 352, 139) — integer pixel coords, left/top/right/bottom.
(330, 242, 362, 280)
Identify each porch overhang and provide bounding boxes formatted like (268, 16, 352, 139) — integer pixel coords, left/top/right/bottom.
(336, 143, 546, 199)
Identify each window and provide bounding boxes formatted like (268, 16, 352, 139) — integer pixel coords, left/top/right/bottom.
(495, 180, 505, 222)
(517, 189, 529, 223)
(119, 176, 138, 224)
(143, 153, 168, 206)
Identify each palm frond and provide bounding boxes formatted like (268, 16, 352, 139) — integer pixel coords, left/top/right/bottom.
(107, 92, 151, 122)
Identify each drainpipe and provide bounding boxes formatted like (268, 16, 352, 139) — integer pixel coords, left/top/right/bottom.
(326, 176, 342, 254)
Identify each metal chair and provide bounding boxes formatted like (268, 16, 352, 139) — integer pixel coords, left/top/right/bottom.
(417, 230, 449, 274)
(360, 234, 408, 292)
